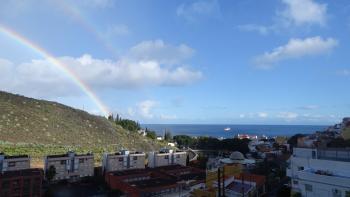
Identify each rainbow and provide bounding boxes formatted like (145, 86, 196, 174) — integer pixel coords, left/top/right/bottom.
(0, 25, 110, 117)
(55, 1, 117, 57)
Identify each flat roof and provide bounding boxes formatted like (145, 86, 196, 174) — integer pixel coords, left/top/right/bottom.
(129, 178, 177, 189)
(4, 155, 29, 159)
(226, 181, 253, 194)
(46, 153, 93, 158)
(0, 168, 43, 178)
(110, 168, 151, 176)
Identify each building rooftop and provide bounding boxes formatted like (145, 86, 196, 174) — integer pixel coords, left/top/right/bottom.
(226, 181, 254, 194)
(129, 178, 177, 189)
(3, 155, 29, 159)
(235, 173, 266, 187)
(0, 168, 43, 178)
(46, 152, 93, 159)
(109, 168, 151, 177)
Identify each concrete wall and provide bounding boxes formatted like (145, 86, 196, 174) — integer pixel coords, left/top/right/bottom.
(3, 158, 30, 172)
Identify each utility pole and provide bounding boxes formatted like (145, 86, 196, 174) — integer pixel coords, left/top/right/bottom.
(222, 167, 225, 197)
(218, 167, 221, 197)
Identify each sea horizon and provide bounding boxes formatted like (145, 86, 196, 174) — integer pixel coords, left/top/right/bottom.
(142, 124, 329, 138)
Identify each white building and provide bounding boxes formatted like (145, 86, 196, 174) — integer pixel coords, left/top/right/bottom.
(0, 154, 30, 172)
(148, 149, 187, 168)
(287, 147, 350, 197)
(44, 152, 94, 181)
(102, 150, 145, 173)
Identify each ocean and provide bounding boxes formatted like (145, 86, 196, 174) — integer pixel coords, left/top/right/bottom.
(142, 124, 329, 138)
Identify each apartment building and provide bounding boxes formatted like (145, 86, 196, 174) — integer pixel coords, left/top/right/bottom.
(287, 147, 350, 197)
(102, 150, 145, 173)
(44, 152, 94, 181)
(0, 154, 30, 172)
(148, 149, 187, 168)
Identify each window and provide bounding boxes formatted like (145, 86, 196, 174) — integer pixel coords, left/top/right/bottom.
(60, 160, 66, 165)
(79, 159, 84, 163)
(133, 156, 138, 160)
(118, 158, 123, 162)
(297, 166, 304, 171)
(8, 162, 16, 167)
(312, 151, 316, 159)
(305, 184, 312, 192)
(164, 155, 169, 159)
(293, 180, 298, 185)
(176, 155, 180, 158)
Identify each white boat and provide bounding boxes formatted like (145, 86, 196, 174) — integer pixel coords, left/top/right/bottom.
(224, 127, 231, 131)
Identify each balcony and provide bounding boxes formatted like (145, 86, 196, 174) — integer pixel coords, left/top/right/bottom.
(317, 148, 350, 162)
(297, 169, 350, 188)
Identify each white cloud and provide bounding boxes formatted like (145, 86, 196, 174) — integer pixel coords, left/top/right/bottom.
(299, 105, 319, 110)
(337, 69, 350, 77)
(0, 40, 202, 98)
(125, 100, 177, 121)
(280, 0, 327, 26)
(277, 112, 299, 120)
(238, 112, 268, 119)
(137, 100, 156, 119)
(128, 40, 195, 65)
(237, 24, 275, 35)
(258, 112, 268, 118)
(176, 0, 221, 23)
(238, 0, 327, 35)
(160, 114, 177, 120)
(254, 36, 338, 68)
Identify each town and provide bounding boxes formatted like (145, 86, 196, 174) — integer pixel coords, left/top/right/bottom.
(0, 117, 349, 197)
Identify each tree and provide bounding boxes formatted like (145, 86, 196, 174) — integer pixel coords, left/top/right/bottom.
(46, 165, 56, 182)
(107, 114, 114, 121)
(327, 138, 350, 148)
(146, 130, 157, 140)
(115, 117, 141, 132)
(277, 185, 290, 197)
(164, 130, 173, 142)
(173, 135, 195, 148)
(287, 134, 305, 151)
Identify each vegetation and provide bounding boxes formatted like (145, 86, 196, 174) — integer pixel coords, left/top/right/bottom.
(164, 130, 173, 142)
(287, 134, 305, 151)
(145, 128, 157, 140)
(0, 91, 163, 166)
(173, 135, 250, 154)
(173, 135, 195, 147)
(46, 165, 56, 182)
(327, 138, 350, 148)
(109, 114, 141, 132)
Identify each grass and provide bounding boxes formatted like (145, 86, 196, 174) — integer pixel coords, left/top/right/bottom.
(0, 91, 167, 166)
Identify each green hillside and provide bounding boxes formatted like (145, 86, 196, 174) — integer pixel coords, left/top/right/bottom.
(0, 91, 163, 165)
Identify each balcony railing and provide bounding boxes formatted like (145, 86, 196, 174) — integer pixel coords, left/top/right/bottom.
(317, 148, 350, 162)
(298, 169, 350, 188)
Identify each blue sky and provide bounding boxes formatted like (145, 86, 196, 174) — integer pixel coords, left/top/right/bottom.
(0, 0, 349, 125)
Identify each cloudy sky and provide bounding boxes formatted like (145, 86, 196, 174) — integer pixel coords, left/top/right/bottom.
(0, 0, 349, 125)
